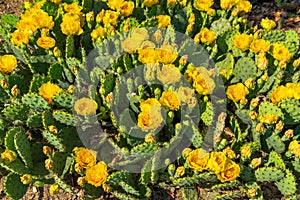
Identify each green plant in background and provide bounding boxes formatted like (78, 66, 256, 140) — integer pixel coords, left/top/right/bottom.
(0, 0, 299, 199)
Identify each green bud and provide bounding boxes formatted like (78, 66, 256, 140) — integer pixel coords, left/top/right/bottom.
(168, 164, 176, 176)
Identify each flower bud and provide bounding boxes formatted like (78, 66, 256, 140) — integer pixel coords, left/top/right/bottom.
(279, 61, 287, 68)
(102, 183, 111, 192)
(0, 79, 9, 89)
(175, 166, 185, 177)
(74, 163, 84, 173)
(152, 30, 163, 44)
(245, 78, 254, 89)
(48, 125, 58, 134)
(182, 148, 192, 158)
(186, 23, 194, 33)
(1, 149, 16, 162)
(249, 111, 258, 120)
(261, 73, 268, 81)
(248, 188, 258, 197)
(275, 121, 284, 130)
(255, 123, 265, 133)
(45, 159, 53, 170)
(179, 55, 188, 66)
(49, 183, 59, 195)
(250, 157, 261, 168)
(96, 10, 105, 23)
(106, 92, 113, 103)
(223, 147, 236, 159)
(240, 145, 252, 159)
(284, 129, 294, 139)
(43, 146, 52, 155)
(145, 133, 156, 143)
(250, 98, 259, 108)
(168, 164, 176, 176)
(293, 58, 300, 67)
(86, 11, 94, 23)
(11, 85, 20, 97)
(77, 177, 86, 186)
(240, 97, 248, 105)
(21, 174, 32, 185)
(53, 47, 61, 57)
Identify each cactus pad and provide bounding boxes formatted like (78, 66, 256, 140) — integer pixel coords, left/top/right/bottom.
(53, 93, 74, 109)
(26, 113, 43, 128)
(14, 131, 33, 168)
(3, 103, 29, 121)
(22, 93, 50, 111)
(42, 131, 65, 152)
(255, 167, 285, 182)
(275, 169, 297, 196)
(4, 173, 28, 200)
(53, 110, 75, 126)
(233, 57, 257, 82)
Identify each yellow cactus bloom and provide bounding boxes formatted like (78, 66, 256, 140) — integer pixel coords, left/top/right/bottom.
(91, 26, 107, 41)
(226, 83, 249, 102)
(240, 145, 252, 158)
(157, 15, 171, 28)
(159, 91, 180, 111)
(236, 0, 252, 13)
(50, 0, 62, 4)
(37, 37, 56, 49)
(175, 166, 185, 176)
(260, 18, 276, 30)
(119, 1, 135, 17)
(102, 10, 119, 26)
(75, 147, 97, 168)
(220, 0, 239, 10)
(49, 184, 59, 195)
(250, 39, 270, 53)
(0, 55, 18, 73)
(259, 113, 278, 124)
(199, 28, 216, 45)
(143, 0, 159, 7)
(186, 148, 209, 172)
(85, 162, 109, 187)
(108, 0, 124, 10)
(257, 53, 268, 70)
(60, 13, 84, 35)
(157, 64, 181, 84)
(21, 174, 32, 185)
(1, 149, 16, 162)
(270, 85, 294, 103)
(216, 160, 240, 182)
(271, 43, 291, 63)
(233, 33, 252, 51)
(74, 98, 98, 116)
(192, 67, 215, 95)
(250, 157, 262, 168)
(293, 58, 300, 67)
(16, 19, 37, 35)
(38, 82, 62, 103)
(194, 0, 214, 11)
(207, 152, 228, 173)
(11, 31, 30, 47)
(64, 3, 83, 14)
(138, 48, 158, 64)
(156, 44, 178, 64)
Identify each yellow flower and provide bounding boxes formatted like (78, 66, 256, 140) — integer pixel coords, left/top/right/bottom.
(250, 39, 270, 53)
(140, 40, 156, 49)
(38, 82, 62, 103)
(236, 0, 252, 13)
(233, 33, 252, 51)
(175, 166, 185, 177)
(144, 0, 159, 7)
(138, 48, 158, 64)
(193, 67, 216, 95)
(259, 113, 279, 124)
(64, 3, 82, 13)
(293, 58, 300, 67)
(138, 99, 162, 131)
(48, 125, 58, 134)
(74, 98, 98, 116)
(157, 15, 171, 28)
(240, 145, 252, 158)
(145, 133, 156, 143)
(284, 129, 294, 139)
(186, 148, 209, 172)
(11, 31, 30, 47)
(216, 159, 240, 182)
(248, 188, 258, 197)
(1, 149, 16, 162)
(176, 87, 197, 108)
(250, 157, 262, 168)
(103, 10, 119, 26)
(86, 11, 95, 23)
(199, 28, 216, 45)
(49, 184, 59, 195)
(270, 85, 294, 103)
(60, 13, 84, 35)
(156, 44, 178, 64)
(223, 147, 236, 159)
(118, 1, 135, 17)
(50, 0, 62, 4)
(140, 98, 161, 111)
(261, 18, 276, 30)
(220, 0, 239, 10)
(271, 43, 291, 63)
(108, 0, 124, 10)
(226, 83, 249, 102)
(159, 91, 180, 111)
(207, 152, 227, 173)
(0, 55, 18, 73)
(37, 37, 56, 49)
(85, 162, 108, 187)
(16, 19, 37, 35)
(91, 26, 107, 41)
(75, 147, 97, 168)
(257, 53, 268, 70)
(21, 174, 32, 185)
(157, 64, 181, 84)
(286, 83, 300, 100)
(194, 0, 214, 11)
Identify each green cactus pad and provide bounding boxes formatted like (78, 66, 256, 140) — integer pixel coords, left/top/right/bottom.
(5, 127, 25, 151)
(110, 191, 138, 200)
(201, 101, 214, 126)
(215, 53, 234, 80)
(53, 93, 74, 109)
(181, 187, 198, 200)
(0, 158, 30, 175)
(107, 171, 132, 186)
(101, 74, 115, 96)
(14, 131, 33, 168)
(29, 75, 50, 93)
(258, 102, 284, 118)
(42, 111, 57, 128)
(262, 30, 285, 43)
(42, 131, 65, 152)
(51, 152, 68, 176)
(54, 175, 74, 194)
(140, 160, 152, 184)
(255, 167, 285, 182)
(26, 113, 43, 128)
(48, 63, 63, 80)
(275, 169, 297, 196)
(22, 93, 50, 111)
(266, 134, 285, 153)
(1, 14, 19, 30)
(233, 57, 257, 82)
(131, 143, 158, 155)
(280, 99, 300, 125)
(53, 110, 75, 126)
(0, 86, 9, 102)
(29, 54, 56, 64)
(41, 1, 59, 16)
(4, 173, 28, 200)
(211, 181, 240, 190)
(3, 103, 29, 121)
(235, 109, 252, 124)
(266, 151, 286, 170)
(214, 192, 243, 200)
(119, 181, 140, 196)
(211, 18, 231, 36)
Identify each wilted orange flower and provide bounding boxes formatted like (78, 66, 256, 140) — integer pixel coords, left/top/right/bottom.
(186, 148, 210, 172)
(37, 37, 56, 49)
(0, 55, 18, 73)
(85, 162, 108, 187)
(233, 33, 252, 51)
(261, 18, 276, 30)
(74, 98, 98, 116)
(38, 82, 62, 103)
(75, 147, 97, 168)
(157, 64, 181, 84)
(216, 159, 240, 182)
(159, 91, 180, 111)
(226, 83, 249, 102)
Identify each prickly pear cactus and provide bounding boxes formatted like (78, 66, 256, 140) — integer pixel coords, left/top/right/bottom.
(255, 167, 285, 182)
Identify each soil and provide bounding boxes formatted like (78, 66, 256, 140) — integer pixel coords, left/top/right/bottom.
(0, 0, 299, 199)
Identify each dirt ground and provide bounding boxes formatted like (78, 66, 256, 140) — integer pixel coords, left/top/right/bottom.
(0, 0, 299, 199)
